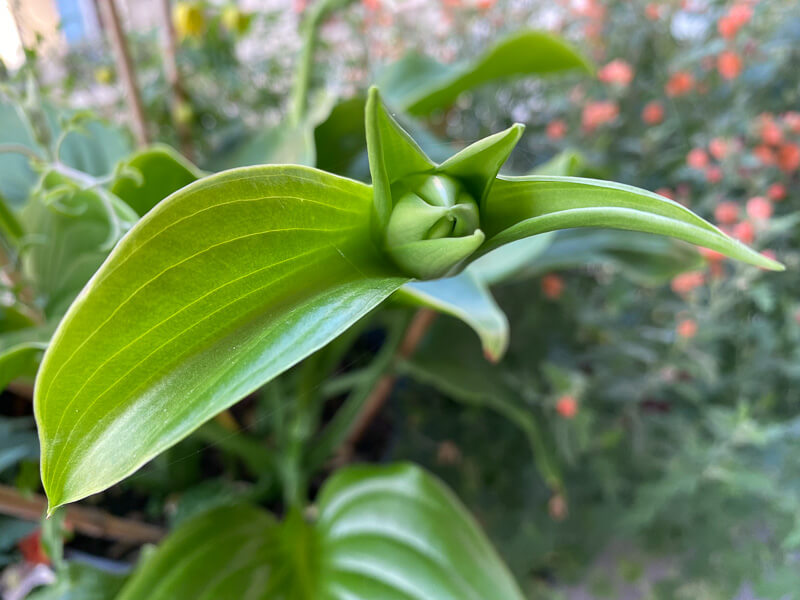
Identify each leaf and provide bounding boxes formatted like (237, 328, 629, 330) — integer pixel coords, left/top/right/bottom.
(477, 176, 784, 271)
(118, 463, 525, 600)
(20, 173, 139, 316)
(378, 31, 592, 114)
(35, 165, 407, 509)
(400, 318, 562, 491)
(0, 342, 47, 391)
(110, 145, 204, 216)
(467, 234, 556, 285)
(26, 561, 128, 600)
(0, 190, 24, 246)
(396, 270, 509, 361)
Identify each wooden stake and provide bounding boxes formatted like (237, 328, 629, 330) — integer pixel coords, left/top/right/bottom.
(97, 0, 149, 147)
(157, 0, 193, 159)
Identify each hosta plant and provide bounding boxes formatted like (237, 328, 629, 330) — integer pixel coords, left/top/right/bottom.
(31, 86, 781, 597)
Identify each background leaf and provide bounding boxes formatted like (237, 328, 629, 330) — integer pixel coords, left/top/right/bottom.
(378, 31, 592, 115)
(118, 463, 525, 600)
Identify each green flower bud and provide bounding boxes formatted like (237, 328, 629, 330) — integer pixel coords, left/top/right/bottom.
(384, 174, 484, 279)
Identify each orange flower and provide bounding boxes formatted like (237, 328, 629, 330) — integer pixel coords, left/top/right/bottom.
(705, 166, 722, 183)
(778, 143, 800, 172)
(714, 201, 740, 225)
(733, 221, 755, 244)
(746, 196, 773, 220)
(476, 0, 497, 9)
(767, 183, 787, 201)
(18, 530, 49, 565)
(642, 101, 665, 125)
(546, 120, 567, 140)
(598, 59, 634, 86)
(700, 247, 726, 263)
(666, 71, 694, 96)
(581, 100, 619, 132)
(677, 319, 698, 339)
(728, 3, 753, 27)
(717, 51, 742, 80)
(709, 138, 729, 160)
(687, 148, 709, 169)
(645, 3, 661, 20)
(783, 111, 800, 134)
(655, 187, 674, 199)
(760, 116, 783, 146)
(671, 271, 705, 295)
(556, 395, 578, 418)
(718, 15, 738, 39)
(753, 144, 776, 165)
(542, 274, 564, 299)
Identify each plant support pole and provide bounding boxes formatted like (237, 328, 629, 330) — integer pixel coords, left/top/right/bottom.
(97, 0, 149, 146)
(157, 0, 193, 159)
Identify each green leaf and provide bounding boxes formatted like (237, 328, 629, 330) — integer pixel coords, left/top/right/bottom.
(378, 31, 592, 115)
(366, 86, 435, 228)
(396, 270, 509, 361)
(477, 176, 784, 271)
(467, 234, 556, 285)
(20, 173, 139, 316)
(110, 145, 204, 216)
(35, 165, 407, 509)
(0, 342, 47, 391)
(118, 463, 525, 600)
(0, 190, 24, 246)
(27, 561, 128, 600)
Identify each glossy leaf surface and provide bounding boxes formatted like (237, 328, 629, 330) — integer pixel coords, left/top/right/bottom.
(396, 270, 509, 361)
(379, 31, 592, 114)
(478, 176, 783, 271)
(35, 166, 407, 509)
(118, 463, 525, 600)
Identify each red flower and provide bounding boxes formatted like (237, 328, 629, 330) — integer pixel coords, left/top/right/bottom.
(666, 71, 694, 96)
(767, 183, 787, 201)
(546, 120, 567, 140)
(642, 101, 665, 125)
(476, 0, 497, 9)
(677, 319, 698, 339)
(717, 51, 742, 80)
(556, 395, 578, 418)
(581, 101, 619, 132)
(700, 247, 726, 263)
(542, 274, 565, 299)
(714, 201, 740, 225)
(671, 271, 705, 295)
(655, 187, 674, 199)
(598, 59, 634, 86)
(645, 3, 661, 20)
(733, 221, 755, 244)
(687, 148, 709, 169)
(746, 196, 773, 220)
(718, 16, 738, 39)
(778, 143, 800, 172)
(728, 3, 753, 27)
(18, 530, 49, 565)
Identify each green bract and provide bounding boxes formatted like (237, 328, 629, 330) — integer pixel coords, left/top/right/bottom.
(35, 86, 782, 512)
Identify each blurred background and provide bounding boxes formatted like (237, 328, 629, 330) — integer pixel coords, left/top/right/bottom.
(1, 0, 800, 598)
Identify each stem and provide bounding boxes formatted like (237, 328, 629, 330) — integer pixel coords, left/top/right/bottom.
(307, 309, 435, 470)
(0, 143, 42, 162)
(97, 0, 149, 147)
(157, 0, 194, 159)
(289, 0, 353, 125)
(0, 484, 163, 544)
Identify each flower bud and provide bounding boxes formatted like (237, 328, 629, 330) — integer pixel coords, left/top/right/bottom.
(384, 174, 484, 279)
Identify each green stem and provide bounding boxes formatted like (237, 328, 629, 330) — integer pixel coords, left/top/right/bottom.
(194, 420, 275, 477)
(288, 0, 354, 125)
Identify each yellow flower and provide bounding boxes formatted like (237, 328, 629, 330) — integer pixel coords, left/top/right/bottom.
(173, 2, 205, 39)
(221, 4, 250, 35)
(94, 67, 113, 84)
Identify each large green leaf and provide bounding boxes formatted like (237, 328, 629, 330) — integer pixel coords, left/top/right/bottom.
(0, 342, 47, 391)
(118, 463, 525, 600)
(35, 165, 407, 509)
(378, 31, 592, 115)
(110, 145, 204, 216)
(477, 176, 783, 271)
(396, 270, 509, 361)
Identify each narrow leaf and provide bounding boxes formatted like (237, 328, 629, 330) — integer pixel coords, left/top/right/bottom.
(478, 176, 783, 271)
(396, 270, 509, 361)
(0, 191, 24, 246)
(0, 342, 47, 391)
(379, 31, 592, 115)
(35, 166, 407, 509)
